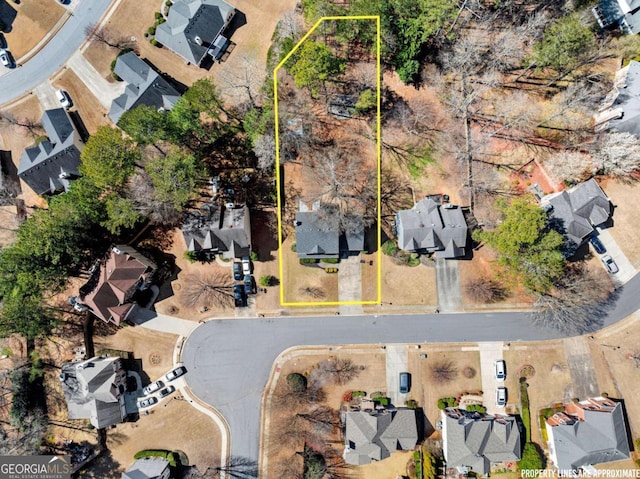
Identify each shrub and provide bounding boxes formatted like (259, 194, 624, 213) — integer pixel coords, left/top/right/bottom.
(437, 397, 458, 409)
(407, 253, 421, 267)
(323, 258, 339, 264)
(413, 450, 421, 460)
(183, 250, 197, 263)
(291, 243, 297, 252)
(406, 399, 417, 409)
(299, 258, 318, 264)
(355, 89, 376, 114)
(166, 0, 172, 4)
(342, 391, 353, 402)
(148, 26, 156, 35)
(518, 443, 544, 473)
(286, 373, 307, 393)
(134, 450, 169, 460)
(150, 39, 161, 47)
(381, 240, 398, 256)
(259, 275, 278, 287)
(373, 397, 389, 406)
(466, 404, 487, 414)
(250, 251, 258, 261)
(154, 11, 163, 19)
(352, 390, 366, 398)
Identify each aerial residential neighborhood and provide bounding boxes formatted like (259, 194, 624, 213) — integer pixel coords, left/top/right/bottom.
(1, 0, 640, 478)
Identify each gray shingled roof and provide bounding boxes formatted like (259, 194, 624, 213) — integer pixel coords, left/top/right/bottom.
(295, 211, 340, 259)
(443, 409, 521, 476)
(182, 203, 251, 259)
(122, 457, 170, 479)
(109, 53, 181, 125)
(606, 61, 640, 135)
(593, 0, 640, 33)
(155, 0, 234, 65)
(396, 198, 468, 258)
(17, 108, 82, 196)
(344, 409, 419, 465)
(550, 404, 630, 473)
(543, 179, 611, 250)
(60, 357, 126, 429)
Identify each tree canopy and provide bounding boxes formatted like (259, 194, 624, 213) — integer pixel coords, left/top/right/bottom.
(532, 14, 596, 72)
(473, 199, 566, 293)
(145, 150, 201, 211)
(79, 126, 140, 191)
(288, 40, 345, 97)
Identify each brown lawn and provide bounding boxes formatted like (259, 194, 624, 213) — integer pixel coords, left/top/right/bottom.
(153, 228, 237, 320)
(503, 341, 574, 445)
(281, 236, 339, 304)
(361, 251, 379, 302)
(410, 346, 482, 434)
(266, 347, 386, 477)
(107, 399, 221, 473)
(83, 0, 298, 106)
(53, 69, 109, 135)
(380, 254, 437, 306)
(598, 177, 640, 268)
(354, 450, 412, 479)
(3, 1, 65, 60)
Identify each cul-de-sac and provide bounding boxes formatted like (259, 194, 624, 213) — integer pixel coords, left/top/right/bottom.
(1, 0, 640, 478)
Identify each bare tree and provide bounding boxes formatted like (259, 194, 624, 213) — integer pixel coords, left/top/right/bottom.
(295, 407, 340, 435)
(592, 132, 640, 179)
(219, 55, 263, 107)
(299, 286, 326, 299)
(180, 271, 234, 309)
(253, 134, 276, 171)
(85, 23, 135, 51)
(532, 263, 614, 334)
(544, 150, 596, 184)
(464, 276, 508, 303)
(311, 358, 362, 386)
(128, 172, 182, 226)
(0, 112, 43, 138)
(430, 360, 458, 384)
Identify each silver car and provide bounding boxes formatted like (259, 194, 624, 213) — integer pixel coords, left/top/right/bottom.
(601, 255, 619, 274)
(0, 49, 12, 68)
(496, 387, 507, 407)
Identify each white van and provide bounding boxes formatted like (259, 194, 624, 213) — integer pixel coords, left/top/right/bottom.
(494, 360, 506, 381)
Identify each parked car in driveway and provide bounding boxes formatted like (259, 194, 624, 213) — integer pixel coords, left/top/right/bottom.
(234, 284, 245, 307)
(399, 372, 411, 394)
(164, 366, 187, 382)
(589, 236, 606, 255)
(494, 360, 506, 381)
(244, 275, 253, 295)
(233, 262, 242, 281)
(157, 385, 176, 399)
(496, 387, 507, 407)
(142, 380, 164, 396)
(242, 256, 251, 275)
(137, 396, 158, 409)
(56, 89, 72, 109)
(601, 254, 619, 274)
(0, 49, 13, 68)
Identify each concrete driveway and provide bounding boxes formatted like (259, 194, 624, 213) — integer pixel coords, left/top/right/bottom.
(385, 344, 408, 406)
(595, 227, 636, 286)
(67, 50, 125, 110)
(435, 258, 462, 312)
(478, 342, 505, 415)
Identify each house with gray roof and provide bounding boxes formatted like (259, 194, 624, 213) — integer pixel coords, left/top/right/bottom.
(540, 179, 611, 253)
(442, 408, 522, 476)
(182, 202, 251, 259)
(109, 52, 181, 125)
(546, 397, 630, 476)
(593, 0, 640, 33)
(59, 356, 128, 429)
(295, 201, 365, 260)
(122, 457, 171, 479)
(18, 108, 82, 196)
(155, 0, 235, 66)
(343, 408, 420, 465)
(594, 61, 640, 135)
(395, 198, 468, 259)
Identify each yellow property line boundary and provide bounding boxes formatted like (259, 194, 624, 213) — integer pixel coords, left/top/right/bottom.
(273, 15, 382, 307)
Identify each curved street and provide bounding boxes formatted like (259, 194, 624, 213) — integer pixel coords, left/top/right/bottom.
(0, 0, 112, 106)
(181, 271, 640, 464)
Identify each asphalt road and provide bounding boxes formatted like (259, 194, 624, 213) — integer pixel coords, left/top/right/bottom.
(182, 271, 640, 464)
(0, 0, 113, 106)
